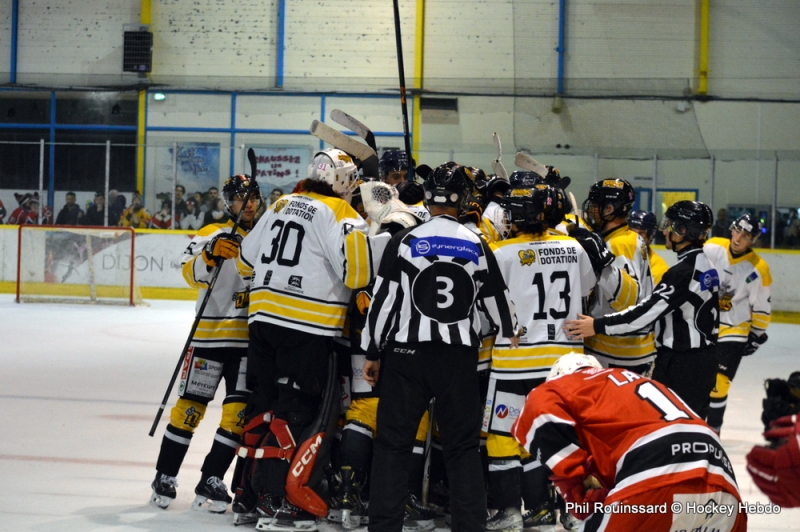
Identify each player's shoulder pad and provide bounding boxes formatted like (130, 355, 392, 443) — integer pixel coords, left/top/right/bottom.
(305, 191, 361, 222)
(195, 222, 227, 238)
(752, 254, 772, 286)
(705, 237, 729, 249)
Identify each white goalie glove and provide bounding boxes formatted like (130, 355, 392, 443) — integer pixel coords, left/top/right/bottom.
(359, 181, 419, 235)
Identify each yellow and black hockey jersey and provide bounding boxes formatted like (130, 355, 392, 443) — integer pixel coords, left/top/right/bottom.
(490, 233, 596, 380)
(704, 237, 772, 343)
(237, 191, 374, 337)
(585, 224, 656, 369)
(648, 246, 669, 285)
(182, 219, 251, 348)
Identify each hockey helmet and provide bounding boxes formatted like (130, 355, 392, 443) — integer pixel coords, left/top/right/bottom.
(627, 210, 659, 242)
(497, 183, 552, 231)
(730, 213, 762, 243)
(423, 163, 472, 210)
(222, 174, 262, 215)
(547, 353, 603, 381)
(309, 149, 359, 196)
(582, 179, 636, 231)
(379, 150, 415, 179)
(509, 170, 543, 189)
(660, 200, 713, 242)
(545, 186, 569, 229)
(484, 176, 512, 201)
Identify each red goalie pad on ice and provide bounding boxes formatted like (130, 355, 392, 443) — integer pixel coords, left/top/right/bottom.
(286, 431, 327, 517)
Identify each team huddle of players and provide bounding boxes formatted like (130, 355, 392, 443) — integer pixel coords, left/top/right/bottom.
(148, 145, 792, 532)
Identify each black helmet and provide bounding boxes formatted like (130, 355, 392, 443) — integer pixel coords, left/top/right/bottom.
(497, 183, 552, 231)
(730, 213, 762, 243)
(379, 150, 415, 179)
(545, 186, 569, 229)
(396, 180, 425, 205)
(509, 170, 543, 189)
(222, 174, 261, 213)
(484, 176, 512, 202)
(423, 163, 472, 209)
(582, 178, 636, 231)
(661, 200, 713, 241)
(628, 210, 659, 242)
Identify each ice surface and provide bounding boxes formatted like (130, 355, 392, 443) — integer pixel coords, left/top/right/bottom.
(0, 294, 798, 531)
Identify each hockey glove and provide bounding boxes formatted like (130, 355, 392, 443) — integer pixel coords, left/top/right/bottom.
(746, 415, 800, 508)
(459, 196, 483, 227)
(551, 456, 609, 520)
(743, 331, 768, 356)
(203, 233, 242, 266)
(570, 227, 615, 275)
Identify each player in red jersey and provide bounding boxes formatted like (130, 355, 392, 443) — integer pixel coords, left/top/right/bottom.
(511, 354, 747, 532)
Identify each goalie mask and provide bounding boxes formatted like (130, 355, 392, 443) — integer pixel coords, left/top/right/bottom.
(222, 174, 262, 215)
(423, 163, 472, 210)
(308, 149, 359, 198)
(582, 179, 635, 231)
(659, 200, 713, 242)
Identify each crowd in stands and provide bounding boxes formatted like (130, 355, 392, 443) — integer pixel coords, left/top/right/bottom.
(0, 184, 276, 230)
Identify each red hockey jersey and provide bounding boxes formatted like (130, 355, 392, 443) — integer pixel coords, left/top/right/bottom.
(511, 367, 740, 505)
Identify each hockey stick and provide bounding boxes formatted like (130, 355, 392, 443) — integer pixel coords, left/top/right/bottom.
(514, 151, 548, 179)
(330, 109, 378, 153)
(491, 133, 509, 180)
(421, 398, 436, 506)
(148, 149, 260, 437)
(391, 0, 415, 180)
(310, 119, 380, 179)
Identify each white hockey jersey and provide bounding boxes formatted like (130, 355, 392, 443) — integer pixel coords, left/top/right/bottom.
(490, 233, 596, 380)
(704, 237, 772, 342)
(182, 220, 251, 348)
(585, 224, 656, 369)
(237, 191, 374, 336)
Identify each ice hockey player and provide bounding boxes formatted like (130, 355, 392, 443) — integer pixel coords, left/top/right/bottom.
(378, 150, 428, 223)
(565, 200, 720, 419)
(484, 183, 596, 532)
(578, 179, 656, 374)
(361, 163, 518, 532)
(704, 213, 772, 433)
(479, 175, 512, 243)
(627, 209, 669, 284)
(150, 174, 261, 514)
(747, 413, 800, 508)
(512, 353, 747, 531)
(235, 148, 376, 532)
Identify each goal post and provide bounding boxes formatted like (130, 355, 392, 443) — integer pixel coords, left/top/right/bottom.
(16, 225, 143, 306)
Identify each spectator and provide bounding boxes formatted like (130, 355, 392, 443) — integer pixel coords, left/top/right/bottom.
(180, 198, 204, 230)
(192, 191, 205, 208)
(119, 192, 152, 228)
(267, 188, 283, 206)
(108, 189, 126, 227)
(711, 207, 731, 238)
(0, 198, 6, 224)
(8, 192, 50, 225)
(203, 198, 228, 227)
(202, 187, 219, 214)
(55, 191, 85, 226)
(174, 185, 188, 220)
(149, 200, 174, 229)
(83, 192, 107, 226)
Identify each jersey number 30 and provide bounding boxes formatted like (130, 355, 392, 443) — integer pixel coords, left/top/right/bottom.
(261, 220, 305, 267)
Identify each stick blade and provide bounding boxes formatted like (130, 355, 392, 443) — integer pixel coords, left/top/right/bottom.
(330, 109, 378, 152)
(514, 152, 548, 178)
(310, 120, 380, 178)
(247, 148, 258, 180)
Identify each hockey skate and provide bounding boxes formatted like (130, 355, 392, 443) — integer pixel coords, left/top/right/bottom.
(486, 507, 523, 532)
(558, 510, 581, 531)
(402, 494, 436, 532)
(334, 467, 366, 529)
(192, 475, 233, 514)
(149, 472, 178, 510)
(521, 503, 556, 532)
(232, 491, 260, 526)
(256, 498, 318, 532)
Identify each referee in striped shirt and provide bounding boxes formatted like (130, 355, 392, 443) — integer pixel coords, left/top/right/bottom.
(565, 200, 720, 419)
(361, 163, 518, 532)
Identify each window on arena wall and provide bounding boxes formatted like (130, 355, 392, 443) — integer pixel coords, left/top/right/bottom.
(0, 129, 51, 190)
(54, 130, 137, 193)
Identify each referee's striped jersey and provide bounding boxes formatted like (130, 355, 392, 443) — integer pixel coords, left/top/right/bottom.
(237, 190, 375, 337)
(360, 215, 518, 359)
(594, 244, 720, 351)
